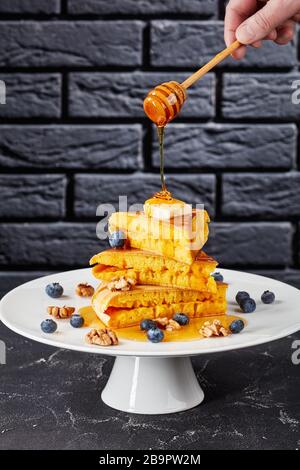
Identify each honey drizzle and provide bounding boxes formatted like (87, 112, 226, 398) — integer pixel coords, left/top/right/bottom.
(153, 126, 173, 201)
(158, 126, 166, 191)
(79, 306, 244, 343)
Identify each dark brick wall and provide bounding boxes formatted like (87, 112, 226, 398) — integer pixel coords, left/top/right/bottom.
(0, 0, 300, 297)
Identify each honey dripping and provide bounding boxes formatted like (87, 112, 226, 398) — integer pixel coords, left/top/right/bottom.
(154, 126, 172, 200)
(143, 82, 187, 202)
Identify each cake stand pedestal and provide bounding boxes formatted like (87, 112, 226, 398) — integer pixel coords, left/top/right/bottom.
(102, 356, 204, 414)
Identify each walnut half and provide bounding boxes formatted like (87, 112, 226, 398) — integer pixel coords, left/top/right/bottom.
(47, 305, 75, 319)
(86, 328, 119, 347)
(76, 283, 95, 297)
(200, 319, 230, 338)
(156, 317, 181, 331)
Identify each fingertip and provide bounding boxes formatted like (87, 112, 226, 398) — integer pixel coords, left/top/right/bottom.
(275, 25, 295, 45)
(224, 35, 231, 48)
(224, 30, 230, 47)
(251, 40, 262, 48)
(231, 45, 246, 60)
(275, 35, 293, 45)
(266, 30, 277, 41)
(224, 29, 236, 48)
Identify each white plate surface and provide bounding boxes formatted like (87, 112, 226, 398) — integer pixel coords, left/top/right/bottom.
(0, 268, 300, 357)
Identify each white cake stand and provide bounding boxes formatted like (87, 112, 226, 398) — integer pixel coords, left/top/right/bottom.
(1, 268, 300, 414)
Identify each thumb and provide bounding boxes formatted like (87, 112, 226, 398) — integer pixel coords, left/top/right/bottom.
(236, 0, 300, 44)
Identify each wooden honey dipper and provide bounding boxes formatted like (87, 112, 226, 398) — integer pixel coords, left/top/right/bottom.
(144, 40, 241, 126)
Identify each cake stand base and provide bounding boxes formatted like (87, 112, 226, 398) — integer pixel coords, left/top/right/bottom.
(101, 356, 204, 414)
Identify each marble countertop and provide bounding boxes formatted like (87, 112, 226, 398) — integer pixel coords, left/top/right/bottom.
(0, 320, 299, 450)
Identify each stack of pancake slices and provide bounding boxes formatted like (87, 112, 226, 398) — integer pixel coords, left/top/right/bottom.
(90, 196, 227, 330)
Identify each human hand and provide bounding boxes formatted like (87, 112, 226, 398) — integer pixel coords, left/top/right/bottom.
(224, 0, 300, 59)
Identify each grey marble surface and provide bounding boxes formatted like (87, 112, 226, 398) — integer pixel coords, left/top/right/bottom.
(0, 321, 299, 450)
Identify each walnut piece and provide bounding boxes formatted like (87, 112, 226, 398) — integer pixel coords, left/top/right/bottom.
(166, 319, 181, 331)
(200, 319, 230, 338)
(47, 305, 75, 319)
(76, 283, 95, 297)
(86, 328, 119, 347)
(107, 276, 136, 292)
(156, 317, 181, 331)
(156, 317, 169, 327)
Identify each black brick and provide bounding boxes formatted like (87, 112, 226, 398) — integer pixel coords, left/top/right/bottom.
(69, 72, 215, 118)
(222, 74, 300, 120)
(206, 222, 292, 266)
(68, 0, 217, 16)
(0, 175, 66, 219)
(222, 173, 300, 219)
(74, 174, 216, 217)
(0, 125, 142, 169)
(0, 0, 60, 14)
(0, 271, 56, 299)
(0, 22, 143, 67)
(0, 74, 61, 118)
(0, 223, 106, 267)
(151, 21, 296, 68)
(152, 124, 296, 169)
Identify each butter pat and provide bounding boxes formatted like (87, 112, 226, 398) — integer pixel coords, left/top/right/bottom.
(144, 196, 192, 220)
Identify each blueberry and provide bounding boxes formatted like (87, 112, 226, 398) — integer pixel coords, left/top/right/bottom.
(240, 297, 256, 313)
(235, 291, 250, 305)
(109, 230, 126, 248)
(229, 319, 245, 334)
(261, 290, 275, 304)
(213, 272, 224, 282)
(147, 327, 164, 343)
(41, 319, 57, 334)
(70, 314, 84, 328)
(140, 319, 157, 331)
(45, 282, 63, 298)
(173, 313, 189, 326)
